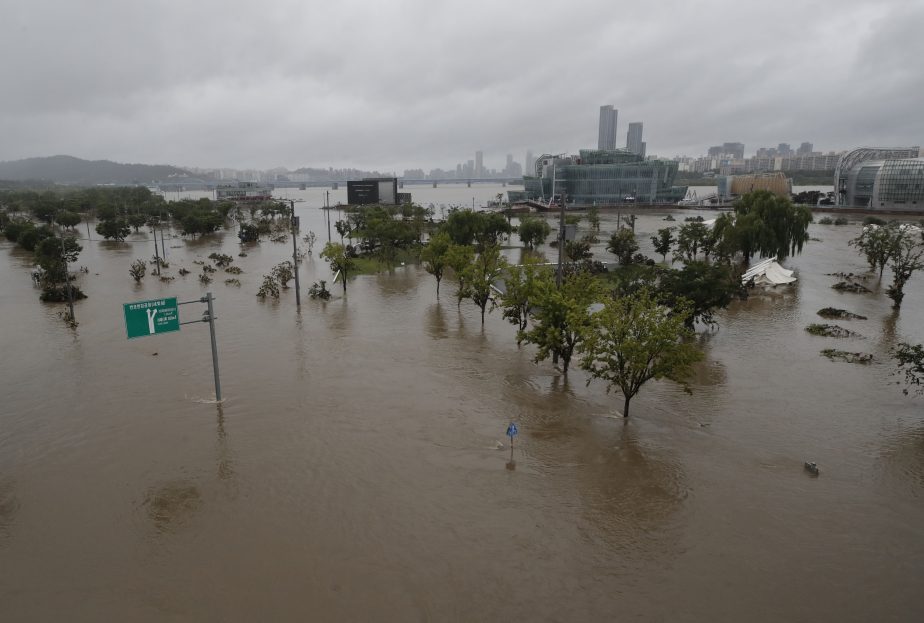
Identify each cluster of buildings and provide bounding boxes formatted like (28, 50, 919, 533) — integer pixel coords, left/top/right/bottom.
(508, 105, 681, 206)
(676, 142, 844, 175)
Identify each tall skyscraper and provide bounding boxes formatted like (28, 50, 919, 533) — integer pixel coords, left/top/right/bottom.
(475, 151, 484, 177)
(525, 150, 534, 176)
(626, 122, 644, 155)
(598, 105, 618, 150)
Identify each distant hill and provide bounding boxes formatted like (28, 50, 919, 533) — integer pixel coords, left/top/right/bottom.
(0, 155, 195, 186)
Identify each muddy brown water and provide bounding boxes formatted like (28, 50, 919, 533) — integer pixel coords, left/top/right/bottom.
(1, 189, 922, 621)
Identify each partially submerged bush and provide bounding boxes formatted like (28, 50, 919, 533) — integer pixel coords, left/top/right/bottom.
(129, 259, 146, 282)
(308, 280, 331, 300)
(805, 323, 861, 338)
(257, 275, 280, 299)
(821, 349, 873, 364)
(817, 307, 867, 320)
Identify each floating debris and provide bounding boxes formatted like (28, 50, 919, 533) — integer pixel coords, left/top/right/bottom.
(821, 349, 873, 364)
(804, 462, 820, 476)
(817, 307, 867, 320)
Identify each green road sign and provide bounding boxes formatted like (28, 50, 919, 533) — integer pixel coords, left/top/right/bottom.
(123, 297, 180, 339)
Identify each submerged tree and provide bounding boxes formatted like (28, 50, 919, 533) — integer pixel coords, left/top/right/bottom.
(420, 231, 451, 295)
(581, 290, 703, 418)
(129, 259, 147, 282)
(320, 242, 355, 295)
(716, 190, 812, 263)
(894, 342, 924, 395)
(517, 216, 552, 249)
(520, 270, 604, 374)
(850, 223, 896, 278)
(445, 243, 476, 307)
(499, 257, 549, 337)
(607, 229, 639, 265)
(651, 227, 675, 263)
(884, 225, 924, 309)
(462, 244, 508, 324)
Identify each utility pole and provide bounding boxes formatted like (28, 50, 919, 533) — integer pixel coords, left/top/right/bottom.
(290, 200, 301, 307)
(151, 220, 161, 276)
(556, 193, 566, 288)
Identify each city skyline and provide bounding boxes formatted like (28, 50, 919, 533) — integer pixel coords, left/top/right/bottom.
(1, 0, 922, 173)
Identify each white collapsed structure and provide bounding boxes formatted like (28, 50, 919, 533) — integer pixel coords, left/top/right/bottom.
(741, 258, 797, 286)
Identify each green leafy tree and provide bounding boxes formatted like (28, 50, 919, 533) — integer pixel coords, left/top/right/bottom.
(128, 213, 147, 233)
(607, 228, 639, 265)
(517, 216, 552, 248)
(96, 218, 131, 241)
(499, 257, 549, 337)
(884, 225, 924, 309)
(850, 223, 897, 278)
(17, 224, 53, 251)
(894, 342, 924, 395)
(129, 259, 147, 282)
(442, 209, 511, 247)
(463, 244, 508, 324)
(657, 261, 738, 328)
(420, 231, 451, 295)
(272, 261, 295, 289)
(445, 243, 476, 306)
(335, 219, 351, 243)
(321, 242, 355, 295)
(520, 270, 605, 374)
(580, 290, 703, 418)
(718, 190, 812, 263)
(34, 234, 83, 301)
(565, 237, 594, 263)
(674, 222, 710, 263)
(55, 210, 82, 229)
(651, 227, 675, 262)
(587, 207, 601, 233)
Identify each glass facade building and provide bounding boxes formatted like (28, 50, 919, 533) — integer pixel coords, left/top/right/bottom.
(835, 147, 921, 210)
(514, 149, 687, 206)
(835, 147, 924, 211)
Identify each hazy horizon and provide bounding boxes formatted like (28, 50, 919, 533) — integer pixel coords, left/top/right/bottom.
(3, 0, 922, 173)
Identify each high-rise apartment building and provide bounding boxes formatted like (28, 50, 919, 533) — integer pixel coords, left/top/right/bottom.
(626, 122, 644, 156)
(475, 151, 484, 178)
(598, 105, 618, 151)
(525, 150, 534, 176)
(797, 142, 814, 155)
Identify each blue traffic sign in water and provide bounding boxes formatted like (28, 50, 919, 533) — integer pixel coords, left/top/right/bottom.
(506, 423, 518, 438)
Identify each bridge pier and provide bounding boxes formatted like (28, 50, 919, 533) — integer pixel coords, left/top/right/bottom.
(432, 182, 437, 188)
(502, 182, 506, 187)
(331, 182, 338, 190)
(467, 180, 471, 188)
(399, 181, 404, 189)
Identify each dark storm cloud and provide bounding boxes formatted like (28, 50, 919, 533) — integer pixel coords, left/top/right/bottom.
(1, 0, 921, 172)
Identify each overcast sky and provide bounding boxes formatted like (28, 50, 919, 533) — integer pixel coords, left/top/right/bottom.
(2, 0, 922, 173)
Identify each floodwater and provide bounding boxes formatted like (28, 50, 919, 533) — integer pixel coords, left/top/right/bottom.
(1, 185, 922, 622)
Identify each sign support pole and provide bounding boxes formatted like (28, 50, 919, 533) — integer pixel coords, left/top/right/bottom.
(205, 292, 222, 402)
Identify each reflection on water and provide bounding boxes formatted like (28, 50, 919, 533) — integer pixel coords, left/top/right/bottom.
(577, 424, 686, 549)
(0, 481, 18, 544)
(142, 480, 202, 534)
